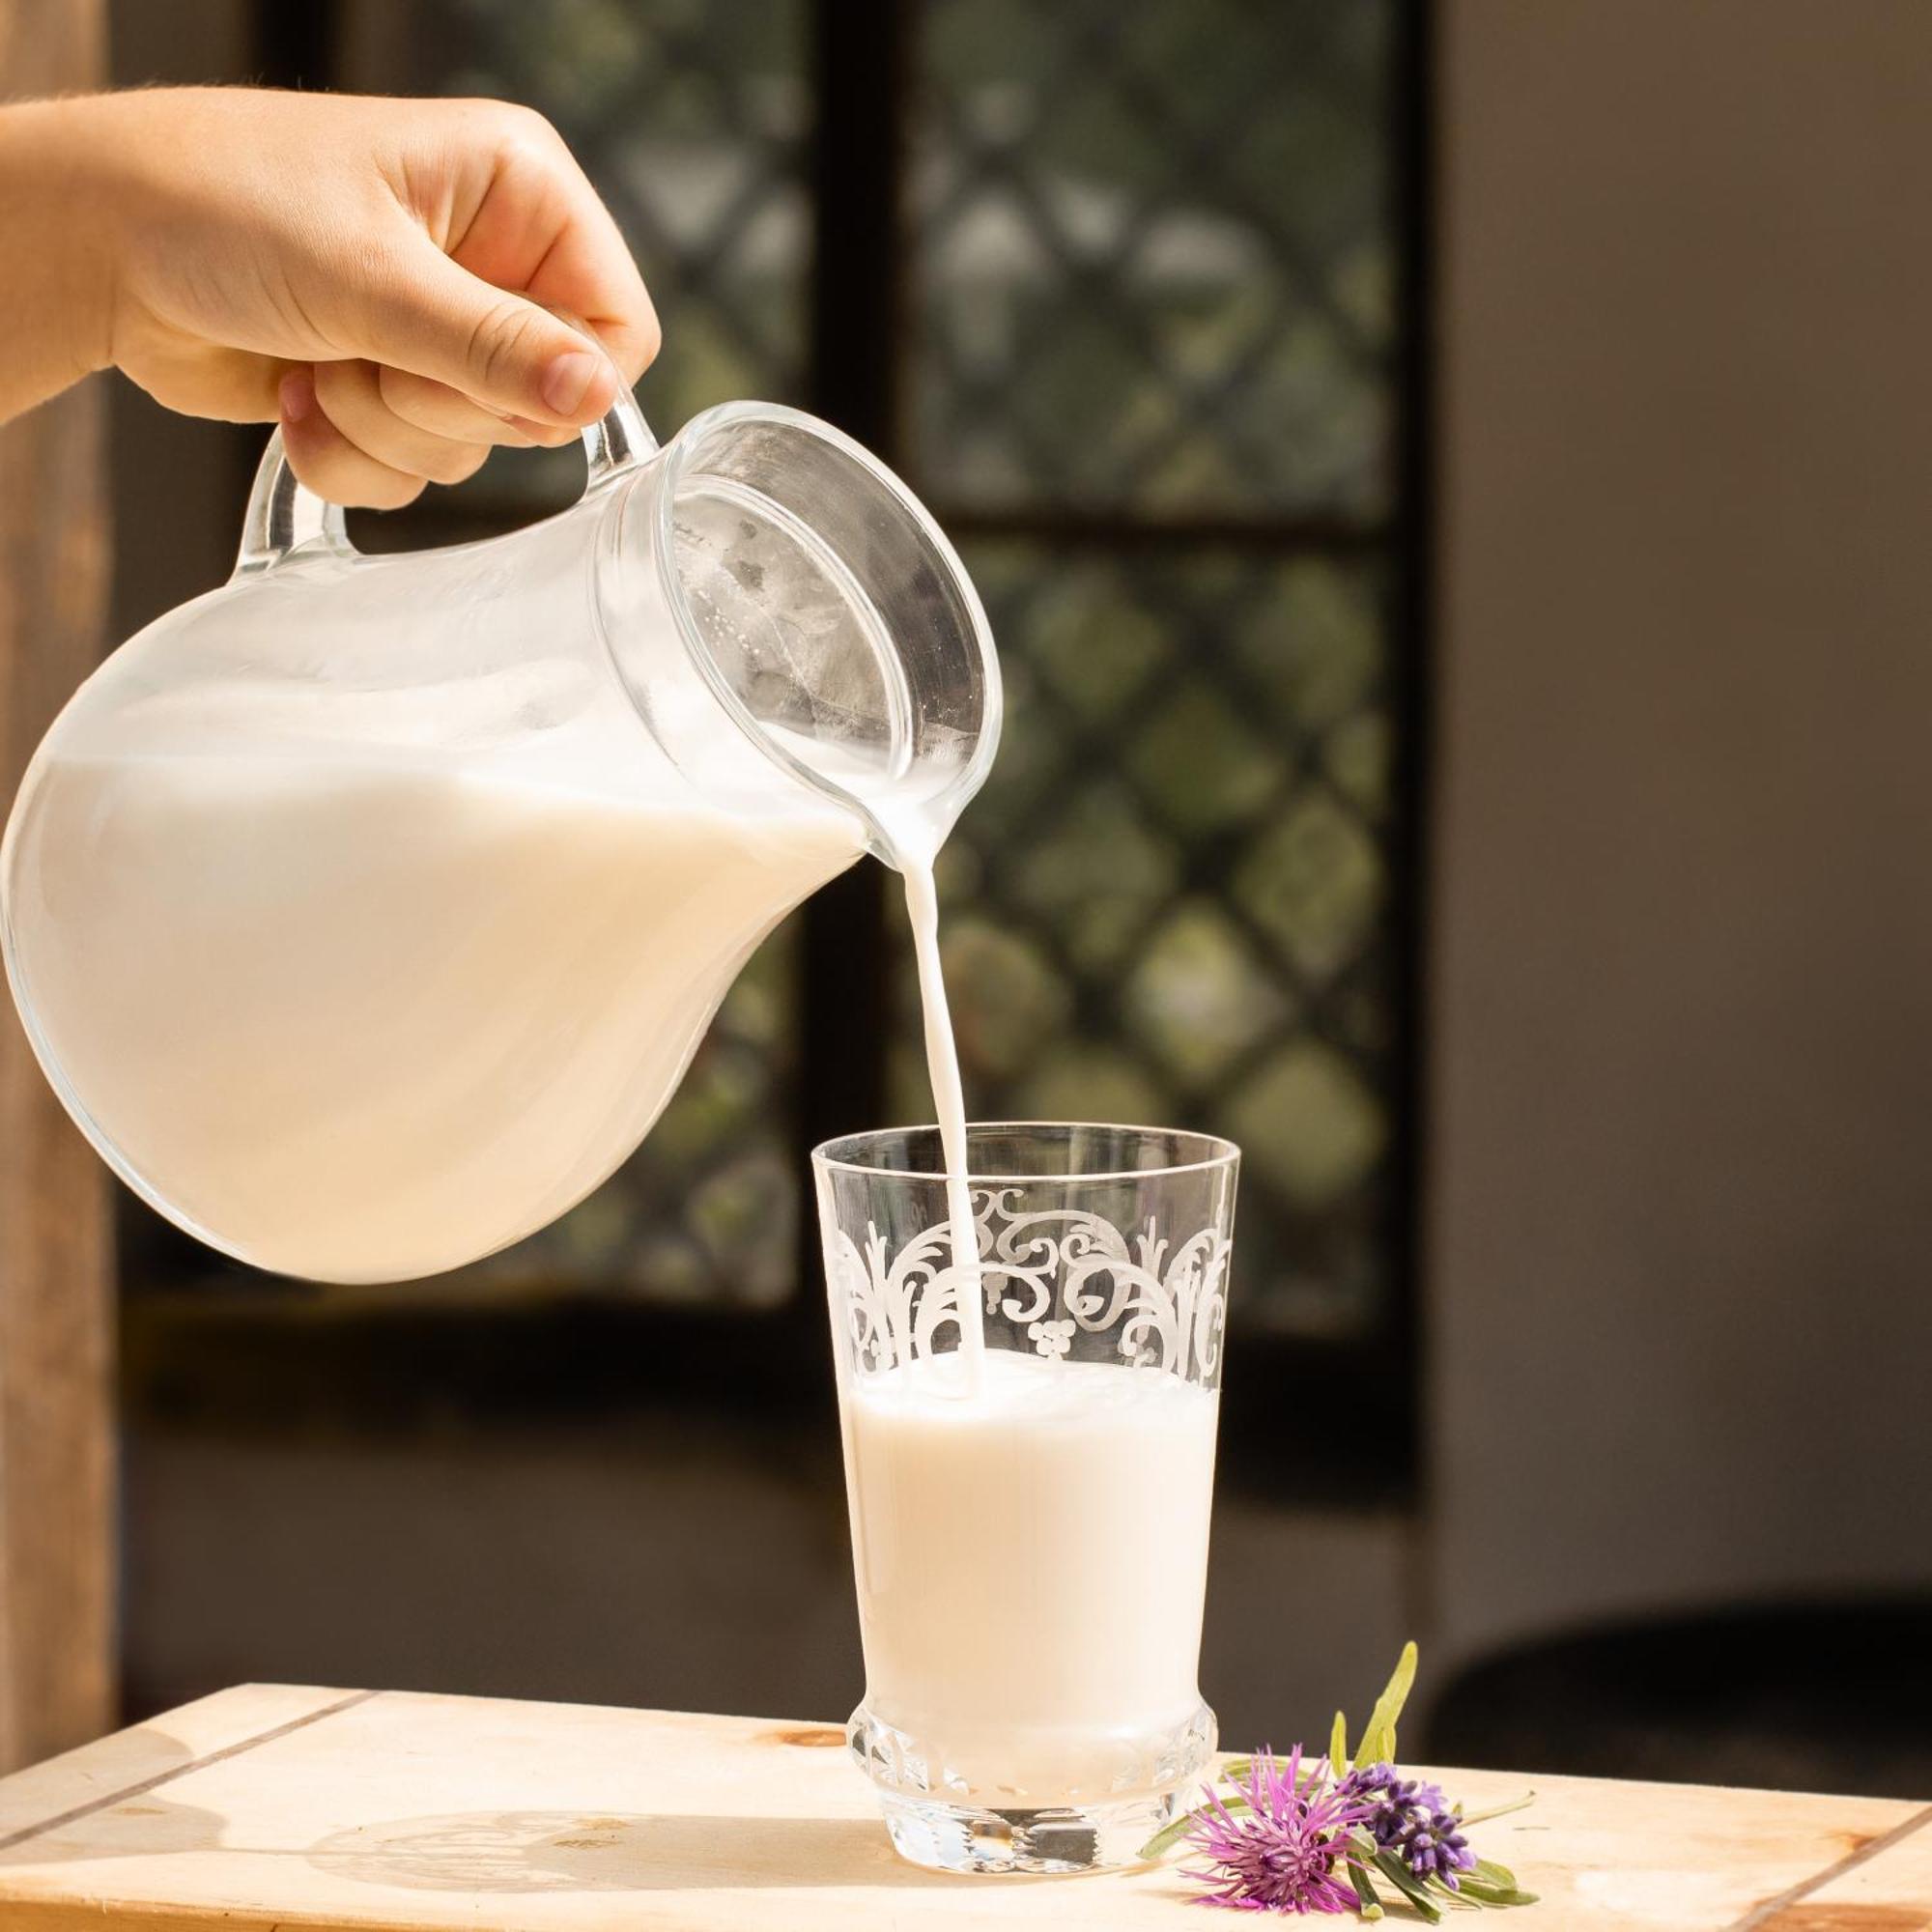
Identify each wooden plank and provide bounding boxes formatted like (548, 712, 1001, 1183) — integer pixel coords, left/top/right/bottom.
(1750, 1806, 1932, 1929)
(0, 1686, 366, 1844)
(0, 1687, 1921, 1929)
(0, 0, 115, 1776)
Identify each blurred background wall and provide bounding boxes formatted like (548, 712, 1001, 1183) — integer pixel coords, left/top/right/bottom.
(1429, 0, 1932, 1662)
(26, 0, 1924, 1795)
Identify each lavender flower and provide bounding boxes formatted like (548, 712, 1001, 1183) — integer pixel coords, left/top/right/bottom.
(1339, 1761, 1427, 1844)
(1182, 1746, 1375, 1915)
(1404, 1806, 1475, 1883)
(1340, 1762, 1477, 1889)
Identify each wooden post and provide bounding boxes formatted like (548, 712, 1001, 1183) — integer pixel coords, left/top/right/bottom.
(0, 0, 116, 1770)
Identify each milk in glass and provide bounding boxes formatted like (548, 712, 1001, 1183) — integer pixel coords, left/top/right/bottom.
(844, 1351, 1219, 1799)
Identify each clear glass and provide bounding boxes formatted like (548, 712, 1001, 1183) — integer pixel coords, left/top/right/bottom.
(813, 1121, 1239, 1875)
(0, 391, 997, 1283)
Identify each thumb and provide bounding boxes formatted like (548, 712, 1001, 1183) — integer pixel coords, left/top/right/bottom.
(350, 243, 621, 427)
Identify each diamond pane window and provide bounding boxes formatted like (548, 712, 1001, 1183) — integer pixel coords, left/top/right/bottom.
(889, 547, 1400, 1334)
(911, 0, 1396, 516)
(146, 0, 1415, 1354)
(892, 0, 1409, 1341)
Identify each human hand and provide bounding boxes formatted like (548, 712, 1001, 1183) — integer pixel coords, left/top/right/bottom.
(10, 88, 658, 506)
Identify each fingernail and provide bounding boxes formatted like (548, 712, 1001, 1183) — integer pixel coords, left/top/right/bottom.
(279, 369, 316, 425)
(540, 349, 607, 418)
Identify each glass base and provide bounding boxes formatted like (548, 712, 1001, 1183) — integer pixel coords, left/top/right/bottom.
(850, 1699, 1216, 1875)
(879, 1789, 1189, 1875)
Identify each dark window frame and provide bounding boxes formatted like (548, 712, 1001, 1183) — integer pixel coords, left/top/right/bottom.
(127, 0, 1428, 1503)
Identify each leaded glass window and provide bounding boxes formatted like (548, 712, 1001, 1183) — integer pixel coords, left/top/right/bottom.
(898, 0, 1406, 1336)
(131, 0, 1418, 1378)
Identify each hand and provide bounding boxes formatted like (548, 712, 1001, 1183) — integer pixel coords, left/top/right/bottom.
(0, 89, 659, 506)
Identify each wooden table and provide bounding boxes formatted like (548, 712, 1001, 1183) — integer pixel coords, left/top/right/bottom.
(0, 1685, 1923, 1928)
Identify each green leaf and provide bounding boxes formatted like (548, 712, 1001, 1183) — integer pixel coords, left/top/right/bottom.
(1354, 1640, 1419, 1770)
(1472, 1859, 1519, 1889)
(1330, 1709, 1350, 1774)
(1349, 1861, 1386, 1919)
(1458, 1793, 1536, 1828)
(1456, 1878, 1539, 1908)
(1137, 1820, 1186, 1861)
(1374, 1850, 1443, 1924)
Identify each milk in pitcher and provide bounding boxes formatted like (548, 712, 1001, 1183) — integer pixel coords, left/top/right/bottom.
(7, 678, 861, 1283)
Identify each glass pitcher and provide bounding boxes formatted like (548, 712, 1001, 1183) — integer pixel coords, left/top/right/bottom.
(0, 390, 999, 1284)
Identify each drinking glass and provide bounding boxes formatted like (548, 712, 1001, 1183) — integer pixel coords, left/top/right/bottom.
(813, 1122, 1240, 1875)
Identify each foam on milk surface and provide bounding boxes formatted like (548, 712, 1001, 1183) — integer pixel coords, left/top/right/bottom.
(842, 1350, 1219, 1797)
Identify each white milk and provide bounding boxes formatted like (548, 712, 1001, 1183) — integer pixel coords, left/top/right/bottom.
(844, 1350, 1219, 1800)
(8, 736, 860, 1282)
(895, 853, 985, 1380)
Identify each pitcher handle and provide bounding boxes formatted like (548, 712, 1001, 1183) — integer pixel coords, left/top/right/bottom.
(582, 388, 658, 487)
(232, 386, 660, 577)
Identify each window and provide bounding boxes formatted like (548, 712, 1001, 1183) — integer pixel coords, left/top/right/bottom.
(128, 0, 1425, 1485)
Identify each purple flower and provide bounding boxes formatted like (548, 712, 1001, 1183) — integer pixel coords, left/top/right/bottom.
(1182, 1746, 1375, 1915)
(1340, 1761, 1431, 1845)
(1340, 1763, 1478, 1889)
(1403, 1806, 1475, 1883)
